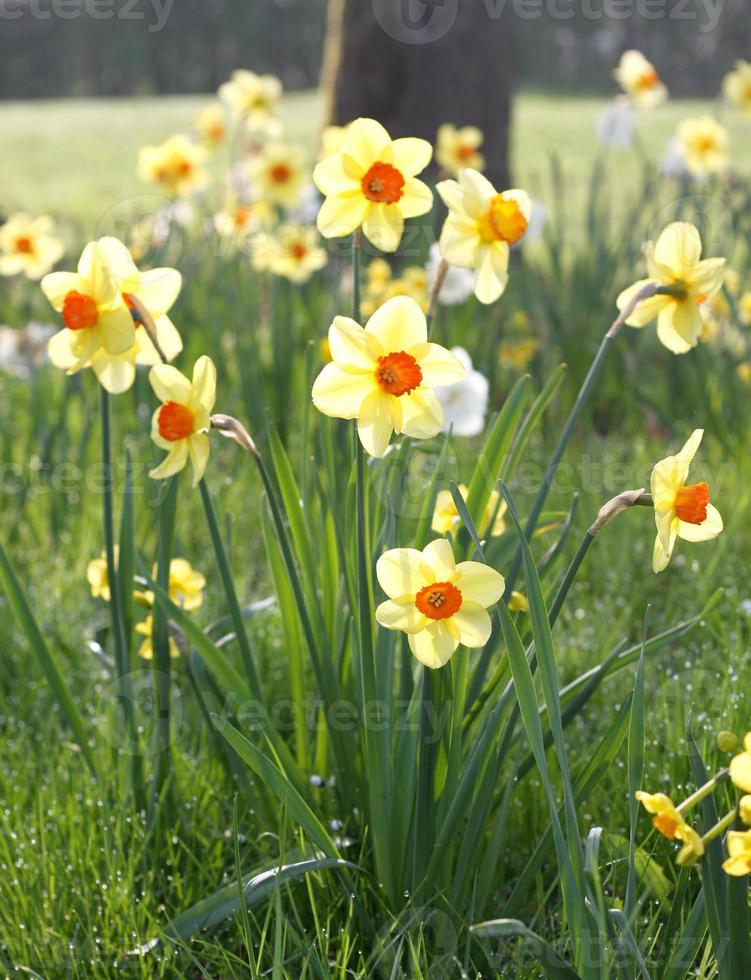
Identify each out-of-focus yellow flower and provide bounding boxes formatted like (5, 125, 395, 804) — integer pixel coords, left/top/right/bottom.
(148, 356, 216, 487)
(138, 135, 209, 198)
(311, 295, 464, 458)
(249, 143, 306, 209)
(136, 614, 180, 660)
(723, 830, 751, 876)
(41, 241, 135, 385)
(196, 104, 226, 147)
(0, 213, 64, 280)
(87, 547, 118, 602)
(739, 796, 751, 826)
(253, 225, 327, 283)
(213, 199, 263, 244)
(717, 730, 740, 753)
(360, 259, 429, 318)
(218, 69, 282, 128)
(137, 557, 206, 610)
(431, 484, 506, 538)
(635, 791, 701, 848)
(320, 125, 347, 158)
(508, 591, 529, 613)
(617, 222, 725, 354)
(676, 827, 706, 867)
(375, 538, 505, 668)
(650, 428, 723, 573)
(500, 337, 538, 371)
(82, 237, 183, 394)
(614, 50, 667, 108)
(723, 60, 751, 114)
(436, 124, 485, 176)
(730, 734, 751, 793)
(676, 116, 729, 178)
(437, 169, 530, 304)
(739, 291, 751, 326)
(313, 117, 433, 253)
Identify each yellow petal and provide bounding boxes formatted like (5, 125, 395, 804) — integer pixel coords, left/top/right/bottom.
(188, 433, 210, 487)
(342, 118, 391, 172)
(436, 179, 465, 213)
(439, 219, 480, 268)
(316, 193, 369, 239)
(312, 153, 353, 196)
(366, 295, 427, 353)
(362, 203, 404, 253)
(191, 355, 217, 413)
(398, 178, 433, 219)
(149, 363, 192, 404)
(98, 306, 136, 355)
(652, 527, 677, 573)
(357, 389, 394, 457)
(390, 137, 432, 177)
(675, 428, 704, 478)
(415, 343, 466, 388)
(653, 222, 702, 279)
(137, 268, 182, 314)
(97, 236, 139, 293)
(421, 538, 457, 581)
(41, 271, 80, 311)
(396, 389, 443, 440)
(78, 241, 118, 308)
(312, 363, 374, 419)
(617, 279, 670, 327)
(451, 601, 492, 647)
(375, 598, 426, 634)
(474, 245, 507, 304)
(376, 547, 427, 598)
(328, 316, 374, 370)
(408, 622, 457, 668)
(656, 302, 700, 354)
(149, 441, 189, 480)
(454, 561, 505, 606)
(677, 503, 723, 542)
(136, 314, 183, 365)
(90, 349, 136, 394)
(459, 169, 496, 219)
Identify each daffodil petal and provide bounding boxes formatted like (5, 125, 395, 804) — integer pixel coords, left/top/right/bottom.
(730, 753, 751, 793)
(342, 118, 391, 172)
(678, 502, 723, 542)
(357, 389, 394, 457)
(474, 246, 507, 304)
(399, 178, 433, 219)
(328, 316, 374, 370)
(41, 271, 81, 311)
(99, 306, 136, 355)
(390, 137, 432, 177)
(454, 561, 505, 606)
(656, 303, 698, 354)
(414, 343, 466, 388)
(451, 601, 492, 647)
(137, 268, 182, 315)
(408, 622, 458, 669)
(653, 222, 702, 278)
(188, 433, 210, 486)
(149, 441, 189, 481)
(419, 538, 457, 582)
(376, 547, 427, 598)
(396, 389, 443, 440)
(191, 355, 217, 412)
(366, 295, 427, 353)
(90, 349, 136, 394)
(312, 363, 374, 419)
(616, 279, 668, 327)
(375, 598, 426, 634)
(316, 193, 368, 239)
(150, 363, 192, 404)
(362, 203, 403, 253)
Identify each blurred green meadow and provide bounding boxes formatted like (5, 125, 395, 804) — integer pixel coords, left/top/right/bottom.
(1, 88, 751, 979)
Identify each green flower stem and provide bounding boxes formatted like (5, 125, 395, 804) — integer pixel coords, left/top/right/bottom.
(503, 282, 659, 600)
(100, 387, 141, 799)
(699, 806, 737, 848)
(678, 769, 730, 815)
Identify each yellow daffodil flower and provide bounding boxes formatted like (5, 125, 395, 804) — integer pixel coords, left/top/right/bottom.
(508, 591, 529, 613)
(82, 237, 183, 394)
(136, 614, 180, 660)
(41, 241, 135, 384)
(431, 484, 506, 538)
(613, 50, 667, 108)
(360, 259, 429, 318)
(87, 547, 118, 602)
(722, 830, 751, 876)
(253, 225, 327, 283)
(218, 69, 282, 127)
(136, 557, 206, 610)
(148, 356, 216, 487)
(729, 733, 751, 793)
(739, 796, 751, 826)
(676, 826, 706, 866)
(723, 60, 751, 114)
(375, 538, 505, 668)
(635, 791, 700, 845)
(650, 428, 723, 572)
(249, 142, 306, 209)
(0, 213, 64, 280)
(196, 104, 226, 147)
(137, 134, 209, 198)
(436, 124, 485, 175)
(676, 116, 729, 178)
(311, 295, 465, 457)
(436, 169, 531, 304)
(320, 124, 347, 159)
(616, 222, 725, 354)
(313, 117, 433, 253)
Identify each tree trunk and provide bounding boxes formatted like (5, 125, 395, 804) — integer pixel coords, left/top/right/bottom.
(322, 0, 513, 187)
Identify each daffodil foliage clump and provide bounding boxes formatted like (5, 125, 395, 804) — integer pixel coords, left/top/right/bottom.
(2, 59, 751, 980)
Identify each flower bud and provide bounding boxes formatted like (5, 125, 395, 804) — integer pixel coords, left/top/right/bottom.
(717, 730, 740, 753)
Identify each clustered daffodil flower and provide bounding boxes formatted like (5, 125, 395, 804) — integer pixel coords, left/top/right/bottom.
(613, 50, 667, 108)
(311, 296, 465, 458)
(676, 116, 729, 178)
(136, 615, 180, 660)
(137, 134, 209, 198)
(42, 240, 136, 386)
(149, 356, 217, 486)
(375, 539, 505, 668)
(135, 557, 206, 611)
(723, 59, 751, 114)
(722, 831, 751, 877)
(253, 225, 327, 283)
(87, 548, 117, 602)
(196, 104, 226, 147)
(635, 791, 705, 861)
(650, 428, 723, 573)
(313, 117, 433, 253)
(360, 259, 429, 318)
(617, 222, 726, 354)
(437, 169, 531, 304)
(436, 123, 486, 176)
(0, 213, 64, 280)
(249, 143, 306, 209)
(431, 485, 506, 538)
(729, 734, 751, 794)
(218, 69, 282, 128)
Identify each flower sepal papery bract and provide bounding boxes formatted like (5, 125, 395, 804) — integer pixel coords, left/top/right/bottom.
(375, 538, 505, 669)
(311, 295, 465, 458)
(617, 222, 725, 354)
(149, 355, 217, 487)
(650, 428, 723, 572)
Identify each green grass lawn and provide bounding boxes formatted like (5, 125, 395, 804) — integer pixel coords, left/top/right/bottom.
(2, 90, 750, 228)
(2, 89, 751, 978)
